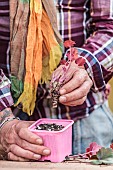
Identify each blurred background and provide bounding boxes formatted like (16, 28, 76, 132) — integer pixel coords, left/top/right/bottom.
(108, 79, 113, 112)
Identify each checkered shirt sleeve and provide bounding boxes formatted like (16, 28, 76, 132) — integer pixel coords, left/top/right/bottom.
(0, 69, 13, 111)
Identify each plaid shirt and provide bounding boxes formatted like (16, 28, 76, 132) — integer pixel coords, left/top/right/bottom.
(0, 0, 113, 121)
(0, 0, 13, 111)
(0, 69, 13, 111)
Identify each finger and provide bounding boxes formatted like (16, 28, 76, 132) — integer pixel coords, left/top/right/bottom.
(51, 61, 77, 83)
(59, 80, 91, 103)
(60, 96, 87, 106)
(60, 69, 88, 95)
(8, 144, 42, 160)
(62, 61, 78, 83)
(16, 138, 50, 156)
(15, 123, 43, 145)
(8, 152, 29, 162)
(15, 122, 51, 156)
(52, 65, 64, 79)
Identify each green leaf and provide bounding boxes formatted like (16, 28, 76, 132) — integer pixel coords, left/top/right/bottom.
(91, 158, 113, 165)
(97, 148, 113, 160)
(90, 160, 102, 165)
(10, 76, 23, 103)
(90, 148, 113, 165)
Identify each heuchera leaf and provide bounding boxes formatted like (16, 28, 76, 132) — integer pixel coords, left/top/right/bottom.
(75, 57, 86, 66)
(70, 47, 78, 60)
(58, 40, 86, 87)
(110, 143, 113, 149)
(66, 48, 78, 61)
(86, 142, 102, 158)
(90, 148, 113, 165)
(77, 142, 102, 159)
(64, 40, 75, 48)
(60, 59, 66, 65)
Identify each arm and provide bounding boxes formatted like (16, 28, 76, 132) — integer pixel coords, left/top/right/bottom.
(78, 0, 113, 92)
(0, 69, 50, 161)
(0, 69, 14, 112)
(0, 69, 15, 127)
(52, 0, 113, 106)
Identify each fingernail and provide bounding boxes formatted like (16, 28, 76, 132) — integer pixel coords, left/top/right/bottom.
(59, 96, 66, 102)
(43, 149, 51, 155)
(34, 154, 41, 160)
(60, 89, 66, 95)
(36, 139, 43, 144)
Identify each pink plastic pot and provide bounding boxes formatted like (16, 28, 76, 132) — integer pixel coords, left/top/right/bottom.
(29, 118, 74, 162)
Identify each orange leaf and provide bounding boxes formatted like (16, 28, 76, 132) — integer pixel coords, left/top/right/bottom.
(64, 40, 75, 48)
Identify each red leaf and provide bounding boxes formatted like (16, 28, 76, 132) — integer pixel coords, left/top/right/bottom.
(75, 57, 85, 66)
(110, 143, 113, 149)
(65, 62, 69, 66)
(86, 142, 102, 157)
(70, 47, 78, 60)
(60, 59, 66, 65)
(66, 51, 71, 60)
(66, 48, 78, 61)
(64, 40, 75, 48)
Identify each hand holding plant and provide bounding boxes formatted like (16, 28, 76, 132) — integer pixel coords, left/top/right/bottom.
(50, 40, 92, 108)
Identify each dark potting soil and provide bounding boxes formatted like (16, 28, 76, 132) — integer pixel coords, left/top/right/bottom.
(35, 123, 64, 131)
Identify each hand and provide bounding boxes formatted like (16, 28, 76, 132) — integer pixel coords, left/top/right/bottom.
(54, 61, 93, 106)
(0, 119, 51, 161)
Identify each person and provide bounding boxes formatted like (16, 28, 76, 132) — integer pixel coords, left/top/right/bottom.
(0, 0, 113, 161)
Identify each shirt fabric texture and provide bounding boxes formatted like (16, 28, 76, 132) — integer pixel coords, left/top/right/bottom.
(0, 0, 113, 121)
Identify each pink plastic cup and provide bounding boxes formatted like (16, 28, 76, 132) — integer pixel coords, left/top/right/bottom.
(29, 118, 74, 162)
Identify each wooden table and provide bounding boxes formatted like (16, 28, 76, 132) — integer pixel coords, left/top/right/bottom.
(0, 146, 113, 170)
(1, 160, 113, 170)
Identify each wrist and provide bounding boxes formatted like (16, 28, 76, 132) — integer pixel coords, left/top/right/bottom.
(0, 117, 20, 131)
(0, 108, 20, 132)
(0, 118, 20, 144)
(0, 108, 14, 121)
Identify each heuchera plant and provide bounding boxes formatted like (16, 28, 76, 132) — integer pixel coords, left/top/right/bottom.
(66, 142, 113, 165)
(50, 40, 85, 108)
